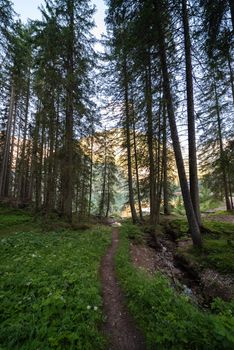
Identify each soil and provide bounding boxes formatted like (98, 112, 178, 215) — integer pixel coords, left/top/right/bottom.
(130, 236, 234, 305)
(130, 242, 182, 281)
(130, 241, 202, 305)
(100, 228, 146, 350)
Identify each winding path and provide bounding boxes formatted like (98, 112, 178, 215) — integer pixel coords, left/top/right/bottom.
(101, 228, 146, 350)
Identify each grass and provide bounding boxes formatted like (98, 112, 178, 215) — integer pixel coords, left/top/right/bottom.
(209, 210, 234, 216)
(186, 239, 234, 274)
(115, 223, 234, 349)
(121, 221, 144, 243)
(0, 222, 112, 349)
(0, 206, 36, 236)
(203, 220, 234, 236)
(169, 218, 234, 274)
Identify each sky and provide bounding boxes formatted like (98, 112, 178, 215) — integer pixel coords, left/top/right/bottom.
(12, 0, 107, 39)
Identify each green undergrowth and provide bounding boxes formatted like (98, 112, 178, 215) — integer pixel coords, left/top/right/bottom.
(0, 206, 34, 235)
(209, 210, 234, 216)
(0, 206, 94, 236)
(115, 223, 234, 349)
(169, 217, 234, 238)
(122, 221, 144, 243)
(168, 218, 189, 238)
(0, 226, 111, 350)
(170, 218, 234, 274)
(181, 239, 234, 275)
(203, 220, 234, 236)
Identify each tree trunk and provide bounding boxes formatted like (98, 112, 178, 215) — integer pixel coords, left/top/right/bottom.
(155, 98, 163, 223)
(145, 54, 157, 225)
(80, 166, 87, 219)
(228, 171, 234, 209)
(105, 167, 110, 218)
(36, 114, 45, 210)
(123, 57, 138, 223)
(229, 0, 234, 32)
(99, 143, 107, 217)
(88, 132, 94, 217)
(53, 97, 60, 212)
(63, 0, 74, 222)
(131, 92, 144, 221)
(8, 98, 18, 197)
(13, 120, 21, 198)
(45, 102, 56, 212)
(182, 0, 201, 226)
(0, 84, 15, 197)
(29, 106, 40, 203)
(227, 49, 234, 106)
(162, 100, 170, 215)
(18, 77, 30, 202)
(155, 0, 202, 246)
(214, 83, 231, 210)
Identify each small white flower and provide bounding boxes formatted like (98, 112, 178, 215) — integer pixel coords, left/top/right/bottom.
(87, 305, 91, 310)
(93, 306, 98, 311)
(31, 254, 36, 258)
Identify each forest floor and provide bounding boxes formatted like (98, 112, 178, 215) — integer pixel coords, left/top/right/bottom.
(1, 206, 234, 349)
(204, 212, 234, 224)
(100, 228, 146, 350)
(131, 228, 234, 305)
(0, 207, 112, 349)
(115, 221, 234, 348)
(157, 213, 234, 304)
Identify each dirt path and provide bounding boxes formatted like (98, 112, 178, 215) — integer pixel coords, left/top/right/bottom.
(101, 228, 146, 350)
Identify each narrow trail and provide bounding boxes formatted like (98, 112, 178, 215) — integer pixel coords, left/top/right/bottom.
(101, 228, 146, 350)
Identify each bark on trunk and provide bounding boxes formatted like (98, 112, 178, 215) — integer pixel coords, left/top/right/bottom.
(123, 57, 138, 223)
(18, 77, 30, 201)
(29, 107, 40, 203)
(105, 168, 110, 218)
(45, 102, 56, 212)
(162, 101, 170, 215)
(88, 132, 94, 217)
(214, 83, 231, 210)
(145, 55, 157, 225)
(229, 0, 234, 32)
(182, 0, 201, 226)
(227, 50, 234, 106)
(131, 93, 143, 221)
(0, 85, 15, 197)
(155, 99, 163, 223)
(63, 0, 74, 222)
(155, 1, 202, 246)
(8, 98, 18, 197)
(36, 114, 45, 210)
(99, 142, 107, 217)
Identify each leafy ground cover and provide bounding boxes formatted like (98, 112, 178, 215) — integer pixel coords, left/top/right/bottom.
(170, 218, 234, 274)
(209, 210, 234, 216)
(0, 205, 34, 235)
(115, 223, 234, 349)
(0, 224, 111, 350)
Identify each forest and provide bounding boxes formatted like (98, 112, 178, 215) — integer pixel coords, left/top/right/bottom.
(0, 0, 234, 349)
